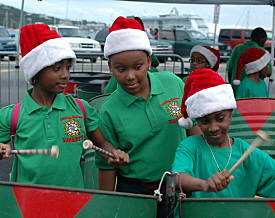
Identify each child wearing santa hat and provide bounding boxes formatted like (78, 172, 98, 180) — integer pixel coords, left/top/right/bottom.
(182, 45, 220, 83)
(0, 24, 129, 188)
(172, 69, 275, 213)
(103, 16, 159, 94)
(95, 16, 201, 218)
(234, 47, 270, 99)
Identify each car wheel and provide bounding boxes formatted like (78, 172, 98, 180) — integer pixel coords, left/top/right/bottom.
(9, 56, 16, 61)
(90, 57, 97, 63)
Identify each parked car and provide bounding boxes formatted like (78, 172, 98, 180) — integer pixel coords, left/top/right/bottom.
(159, 28, 231, 61)
(94, 28, 173, 62)
(48, 25, 101, 63)
(0, 26, 17, 61)
(218, 28, 274, 54)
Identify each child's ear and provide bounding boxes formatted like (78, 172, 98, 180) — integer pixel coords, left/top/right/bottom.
(147, 55, 152, 66)
(108, 61, 112, 73)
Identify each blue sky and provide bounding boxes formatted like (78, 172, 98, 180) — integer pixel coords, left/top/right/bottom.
(0, 0, 274, 32)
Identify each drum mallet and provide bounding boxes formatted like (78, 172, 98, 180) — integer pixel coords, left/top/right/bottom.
(83, 140, 114, 158)
(2, 145, 59, 159)
(228, 130, 270, 175)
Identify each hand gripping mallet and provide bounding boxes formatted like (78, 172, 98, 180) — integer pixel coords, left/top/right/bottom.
(2, 145, 59, 159)
(83, 140, 114, 158)
(228, 130, 270, 175)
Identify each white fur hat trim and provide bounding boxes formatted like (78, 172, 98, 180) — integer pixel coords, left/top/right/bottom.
(20, 38, 76, 85)
(178, 117, 193, 129)
(185, 84, 236, 119)
(245, 50, 270, 75)
(104, 28, 152, 59)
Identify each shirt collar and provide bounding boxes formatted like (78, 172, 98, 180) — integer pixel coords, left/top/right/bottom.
(117, 71, 164, 107)
(24, 88, 66, 114)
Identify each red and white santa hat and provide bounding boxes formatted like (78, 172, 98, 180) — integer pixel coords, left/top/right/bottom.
(104, 16, 152, 59)
(19, 24, 76, 85)
(233, 47, 270, 85)
(190, 45, 220, 71)
(178, 68, 236, 129)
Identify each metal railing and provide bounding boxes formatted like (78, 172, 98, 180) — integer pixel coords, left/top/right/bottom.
(0, 52, 186, 108)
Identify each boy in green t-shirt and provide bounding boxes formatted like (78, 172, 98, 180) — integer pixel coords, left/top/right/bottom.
(0, 24, 129, 188)
(234, 47, 270, 99)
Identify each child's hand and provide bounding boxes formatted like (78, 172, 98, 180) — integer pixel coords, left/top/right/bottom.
(0, 143, 12, 160)
(107, 149, 129, 168)
(202, 170, 234, 193)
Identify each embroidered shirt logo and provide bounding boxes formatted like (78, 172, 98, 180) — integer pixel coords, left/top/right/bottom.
(64, 119, 82, 136)
(167, 102, 181, 117)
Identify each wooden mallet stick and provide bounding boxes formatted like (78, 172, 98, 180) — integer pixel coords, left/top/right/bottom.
(83, 140, 114, 158)
(2, 145, 59, 159)
(228, 130, 270, 175)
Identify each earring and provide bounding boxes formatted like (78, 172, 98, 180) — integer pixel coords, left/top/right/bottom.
(148, 67, 151, 71)
(32, 78, 35, 85)
(229, 117, 233, 123)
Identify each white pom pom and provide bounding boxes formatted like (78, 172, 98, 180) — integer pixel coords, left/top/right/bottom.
(233, 80, 241, 86)
(178, 117, 193, 129)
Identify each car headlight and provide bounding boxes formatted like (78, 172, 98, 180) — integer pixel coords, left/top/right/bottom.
(7, 41, 16, 45)
(69, 43, 79, 48)
(0, 42, 2, 45)
(151, 45, 157, 51)
(227, 45, 231, 51)
(94, 44, 101, 49)
(211, 45, 219, 50)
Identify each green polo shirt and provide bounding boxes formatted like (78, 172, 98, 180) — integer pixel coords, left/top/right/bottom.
(96, 71, 191, 183)
(0, 88, 98, 188)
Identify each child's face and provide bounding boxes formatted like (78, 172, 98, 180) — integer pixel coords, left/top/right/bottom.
(196, 110, 233, 147)
(259, 65, 269, 78)
(190, 52, 210, 71)
(108, 50, 151, 97)
(35, 59, 72, 94)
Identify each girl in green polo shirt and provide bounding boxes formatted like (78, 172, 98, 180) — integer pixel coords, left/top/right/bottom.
(0, 24, 129, 188)
(173, 68, 275, 217)
(95, 16, 201, 218)
(182, 45, 220, 83)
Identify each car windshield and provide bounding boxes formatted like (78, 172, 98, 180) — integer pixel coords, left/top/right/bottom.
(0, 28, 10, 37)
(188, 31, 207, 40)
(58, 28, 86, 38)
(145, 30, 155, 39)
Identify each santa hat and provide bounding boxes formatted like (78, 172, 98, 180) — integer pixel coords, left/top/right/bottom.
(104, 16, 152, 59)
(233, 47, 270, 86)
(190, 45, 220, 71)
(179, 68, 236, 129)
(19, 24, 76, 85)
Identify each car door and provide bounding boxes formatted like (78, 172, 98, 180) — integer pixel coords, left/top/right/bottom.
(230, 30, 243, 49)
(175, 30, 191, 57)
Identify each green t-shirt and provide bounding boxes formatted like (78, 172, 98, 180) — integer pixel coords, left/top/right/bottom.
(96, 71, 192, 183)
(235, 77, 269, 99)
(0, 89, 98, 188)
(172, 135, 275, 198)
(226, 41, 272, 94)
